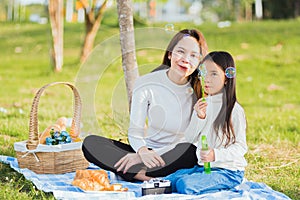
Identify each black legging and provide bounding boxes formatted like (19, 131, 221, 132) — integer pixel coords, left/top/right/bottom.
(82, 135, 197, 181)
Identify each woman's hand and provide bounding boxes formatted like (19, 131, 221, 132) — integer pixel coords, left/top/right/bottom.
(114, 153, 142, 174)
(200, 148, 215, 162)
(138, 147, 165, 168)
(194, 98, 207, 119)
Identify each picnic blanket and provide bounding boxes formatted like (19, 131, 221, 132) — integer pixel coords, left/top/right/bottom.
(0, 155, 291, 200)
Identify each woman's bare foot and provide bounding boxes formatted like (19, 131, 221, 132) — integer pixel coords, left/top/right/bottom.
(133, 168, 152, 181)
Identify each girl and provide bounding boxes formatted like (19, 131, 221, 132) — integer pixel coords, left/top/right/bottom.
(164, 51, 247, 194)
(82, 29, 208, 181)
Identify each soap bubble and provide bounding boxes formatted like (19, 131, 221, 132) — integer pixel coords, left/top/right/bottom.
(186, 87, 194, 95)
(225, 67, 236, 78)
(75, 28, 177, 137)
(164, 24, 174, 34)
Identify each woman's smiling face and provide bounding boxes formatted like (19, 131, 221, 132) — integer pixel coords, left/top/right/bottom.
(169, 36, 201, 79)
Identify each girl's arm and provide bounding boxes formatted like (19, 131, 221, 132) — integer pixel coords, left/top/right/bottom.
(213, 104, 248, 162)
(185, 98, 208, 143)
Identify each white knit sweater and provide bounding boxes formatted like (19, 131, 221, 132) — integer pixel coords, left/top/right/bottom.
(128, 69, 196, 155)
(185, 93, 248, 171)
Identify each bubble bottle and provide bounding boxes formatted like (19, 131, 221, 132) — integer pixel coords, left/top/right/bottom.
(201, 135, 211, 174)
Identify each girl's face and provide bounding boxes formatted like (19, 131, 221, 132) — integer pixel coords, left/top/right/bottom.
(202, 60, 226, 95)
(169, 36, 201, 79)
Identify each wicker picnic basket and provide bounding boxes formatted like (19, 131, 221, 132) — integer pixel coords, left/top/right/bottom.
(14, 82, 89, 174)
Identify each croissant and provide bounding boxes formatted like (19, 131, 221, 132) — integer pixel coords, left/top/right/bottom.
(91, 171, 110, 189)
(72, 178, 94, 191)
(72, 170, 128, 192)
(74, 169, 94, 179)
(74, 169, 110, 190)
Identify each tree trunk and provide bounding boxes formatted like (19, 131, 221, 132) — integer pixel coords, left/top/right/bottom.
(245, 2, 253, 21)
(295, 0, 300, 17)
(80, 0, 107, 63)
(48, 0, 64, 72)
(117, 0, 139, 111)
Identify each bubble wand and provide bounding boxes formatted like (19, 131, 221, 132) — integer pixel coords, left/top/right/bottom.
(198, 65, 211, 174)
(200, 77, 205, 102)
(197, 64, 207, 102)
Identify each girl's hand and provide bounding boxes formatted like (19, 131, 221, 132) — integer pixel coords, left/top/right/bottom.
(114, 153, 142, 174)
(194, 98, 208, 119)
(200, 148, 215, 162)
(138, 146, 165, 168)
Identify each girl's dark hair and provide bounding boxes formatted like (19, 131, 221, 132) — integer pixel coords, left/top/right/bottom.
(195, 51, 237, 147)
(152, 29, 208, 72)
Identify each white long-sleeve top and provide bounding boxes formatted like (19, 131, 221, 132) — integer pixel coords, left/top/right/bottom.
(185, 93, 248, 171)
(128, 69, 196, 155)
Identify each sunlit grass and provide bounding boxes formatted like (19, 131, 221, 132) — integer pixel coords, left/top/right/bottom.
(0, 19, 299, 199)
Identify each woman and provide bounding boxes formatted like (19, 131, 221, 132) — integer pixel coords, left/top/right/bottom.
(82, 29, 208, 181)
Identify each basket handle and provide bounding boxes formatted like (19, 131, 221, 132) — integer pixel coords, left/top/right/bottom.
(27, 82, 81, 149)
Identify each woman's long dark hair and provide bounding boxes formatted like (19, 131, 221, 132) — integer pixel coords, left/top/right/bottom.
(195, 51, 237, 147)
(152, 29, 208, 74)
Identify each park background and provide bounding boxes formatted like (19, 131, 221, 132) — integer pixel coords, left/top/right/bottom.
(0, 0, 299, 199)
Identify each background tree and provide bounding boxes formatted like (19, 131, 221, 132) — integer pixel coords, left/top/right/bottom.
(243, 0, 255, 21)
(117, 0, 139, 110)
(78, 0, 108, 63)
(263, 0, 300, 19)
(48, 0, 64, 72)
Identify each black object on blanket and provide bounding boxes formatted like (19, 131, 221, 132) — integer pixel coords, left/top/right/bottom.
(141, 178, 172, 196)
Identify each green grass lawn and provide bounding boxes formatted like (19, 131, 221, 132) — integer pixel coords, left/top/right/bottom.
(0, 19, 299, 199)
